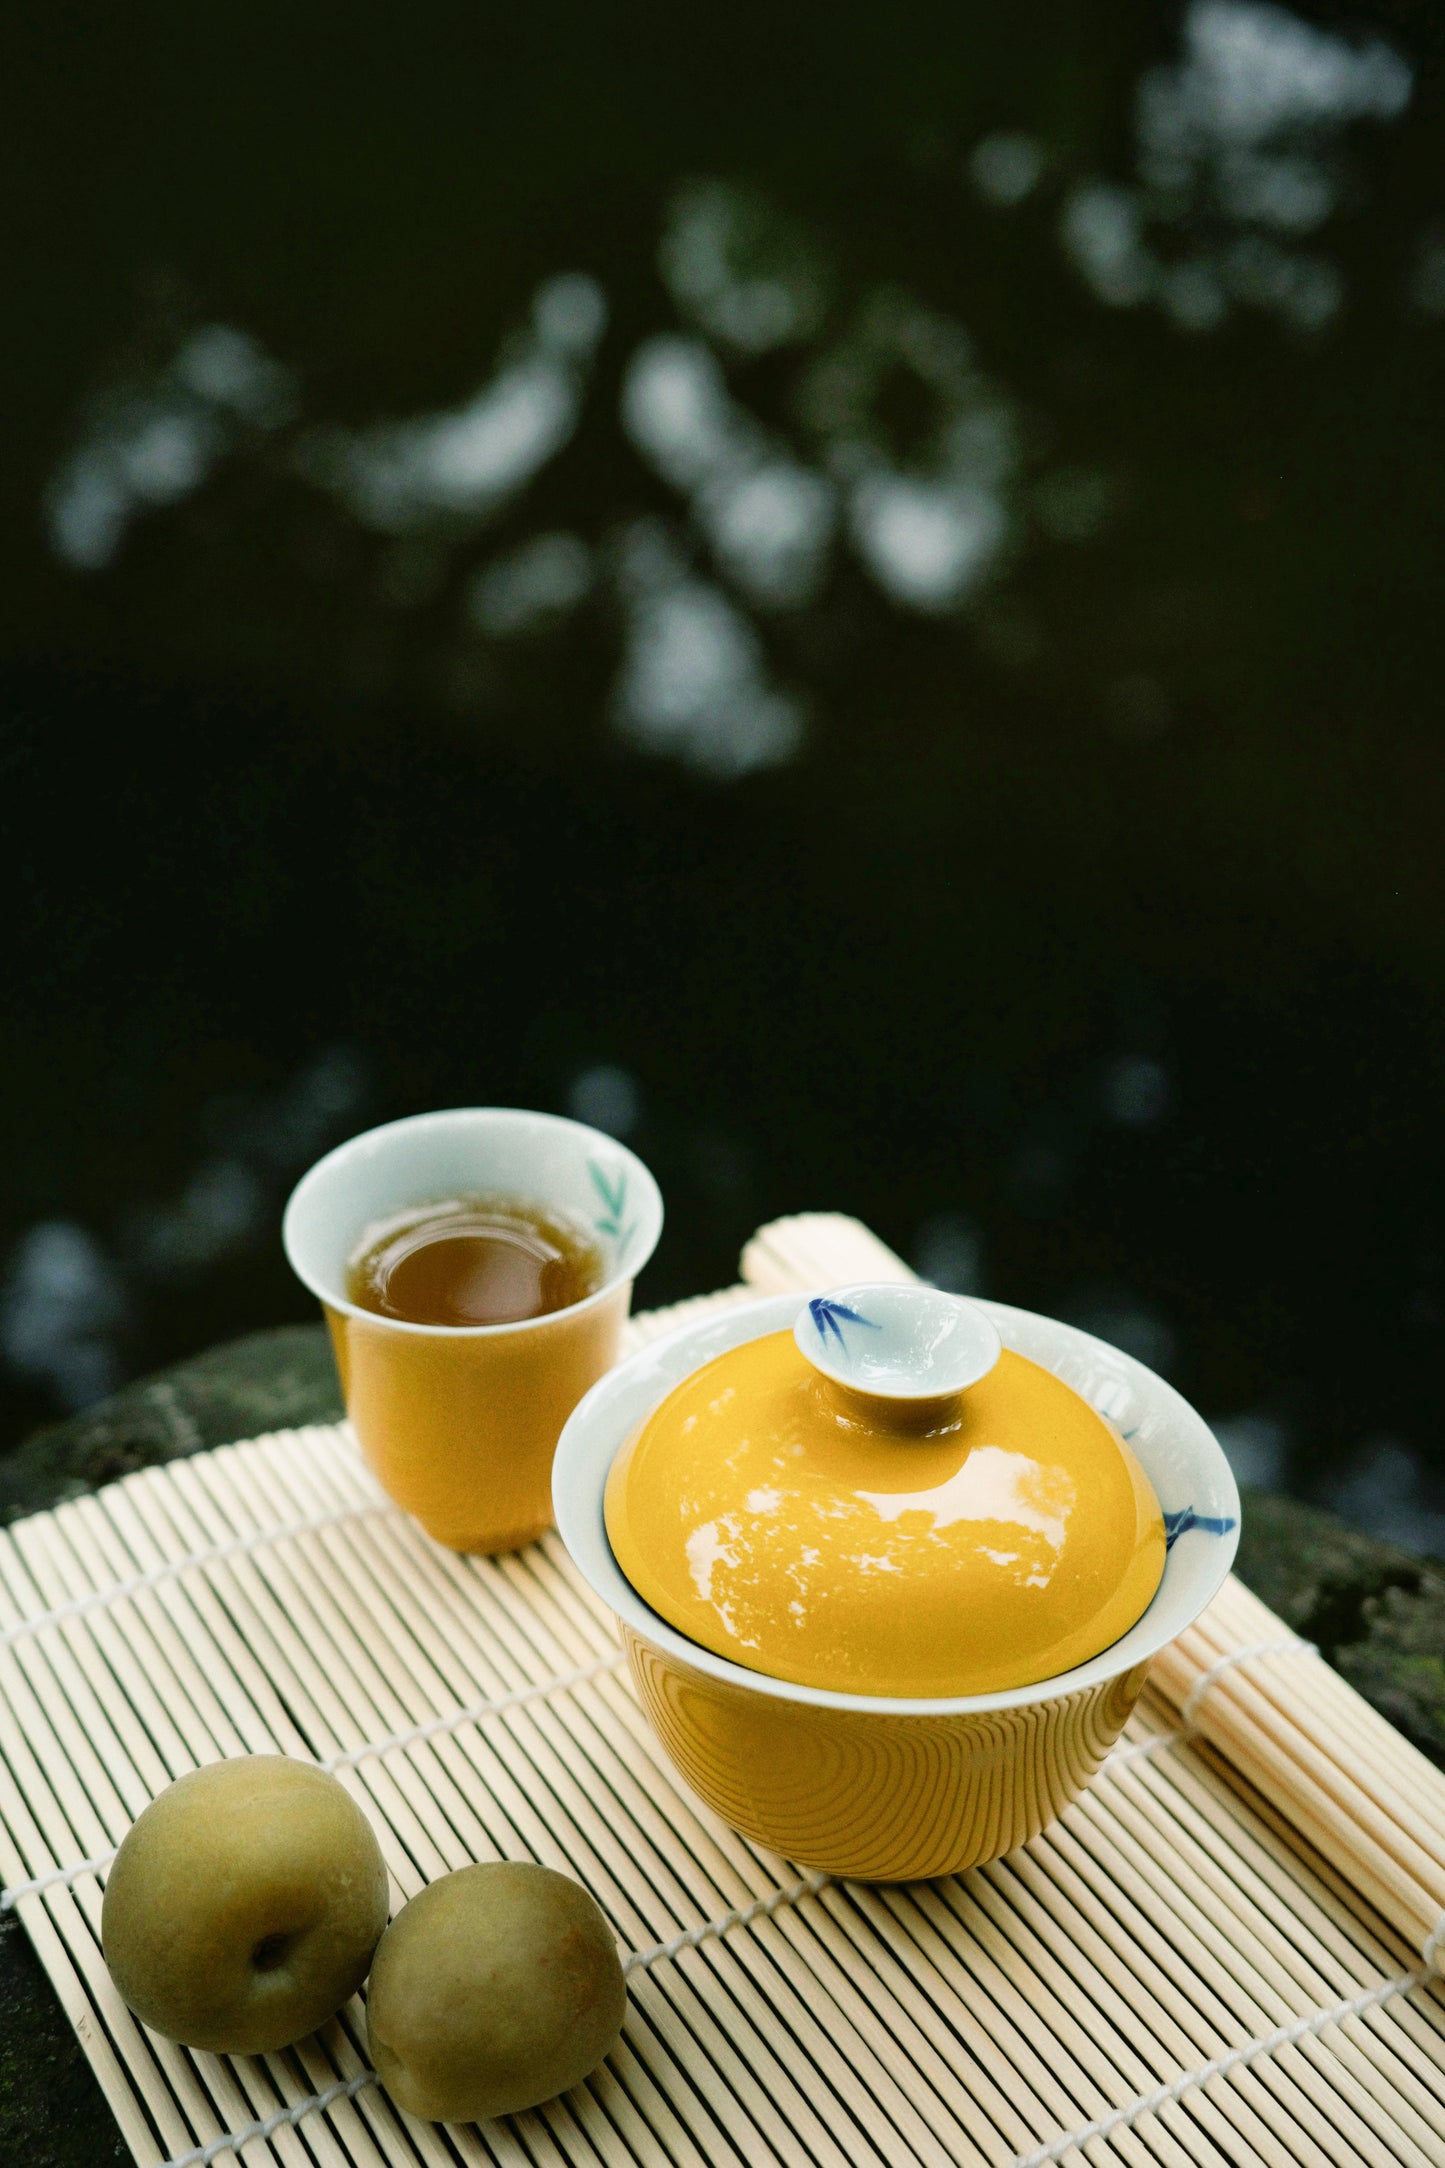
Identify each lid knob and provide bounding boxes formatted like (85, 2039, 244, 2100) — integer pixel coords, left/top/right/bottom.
(793, 1281, 1002, 1427)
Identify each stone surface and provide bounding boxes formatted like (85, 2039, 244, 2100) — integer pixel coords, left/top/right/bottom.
(0, 1326, 345, 1525)
(0, 1328, 1440, 2162)
(0, 1911, 132, 2167)
(1235, 1487, 1445, 1769)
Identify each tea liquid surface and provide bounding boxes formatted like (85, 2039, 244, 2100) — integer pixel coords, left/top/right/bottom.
(346, 1197, 602, 1326)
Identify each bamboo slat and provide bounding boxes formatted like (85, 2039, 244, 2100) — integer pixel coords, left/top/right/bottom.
(0, 1217, 1439, 2168)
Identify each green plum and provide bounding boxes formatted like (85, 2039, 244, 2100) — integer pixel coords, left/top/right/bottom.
(366, 1862, 626, 2122)
(102, 1757, 389, 2055)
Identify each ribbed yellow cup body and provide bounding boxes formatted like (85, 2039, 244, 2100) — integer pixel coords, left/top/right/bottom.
(624, 1625, 1152, 1880)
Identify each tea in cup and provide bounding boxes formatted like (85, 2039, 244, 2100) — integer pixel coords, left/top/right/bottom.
(283, 1108, 663, 1551)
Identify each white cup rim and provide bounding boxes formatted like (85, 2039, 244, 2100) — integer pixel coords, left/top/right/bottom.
(282, 1106, 663, 1338)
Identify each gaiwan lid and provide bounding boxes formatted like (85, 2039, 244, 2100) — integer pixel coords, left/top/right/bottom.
(604, 1283, 1166, 1698)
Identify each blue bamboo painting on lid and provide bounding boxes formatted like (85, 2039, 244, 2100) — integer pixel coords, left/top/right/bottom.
(807, 1296, 882, 1357)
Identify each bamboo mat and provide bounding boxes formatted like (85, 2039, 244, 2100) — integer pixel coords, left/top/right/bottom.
(0, 1225, 1442, 2168)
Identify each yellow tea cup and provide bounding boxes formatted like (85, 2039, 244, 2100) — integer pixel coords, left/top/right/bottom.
(283, 1108, 662, 1551)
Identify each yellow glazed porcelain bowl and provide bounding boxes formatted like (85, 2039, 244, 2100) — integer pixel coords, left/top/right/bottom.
(554, 1290, 1239, 1881)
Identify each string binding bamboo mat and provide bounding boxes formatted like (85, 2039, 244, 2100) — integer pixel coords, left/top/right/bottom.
(0, 1217, 1442, 2168)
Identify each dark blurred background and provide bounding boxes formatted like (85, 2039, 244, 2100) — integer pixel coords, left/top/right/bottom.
(3, 0, 1443, 1547)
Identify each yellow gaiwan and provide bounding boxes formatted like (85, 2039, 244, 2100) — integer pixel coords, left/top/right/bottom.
(605, 1281, 1166, 1699)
